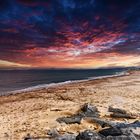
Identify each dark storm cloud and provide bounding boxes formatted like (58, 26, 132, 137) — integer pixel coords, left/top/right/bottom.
(0, 0, 11, 11)
(0, 0, 140, 64)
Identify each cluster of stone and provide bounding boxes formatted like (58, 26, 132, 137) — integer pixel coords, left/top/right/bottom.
(24, 103, 140, 140)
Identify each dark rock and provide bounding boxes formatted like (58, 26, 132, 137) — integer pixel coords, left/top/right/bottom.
(55, 104, 140, 139)
(47, 129, 76, 140)
(108, 106, 127, 114)
(56, 134, 76, 140)
(120, 128, 139, 140)
(80, 103, 100, 117)
(76, 128, 140, 140)
(56, 114, 82, 124)
(99, 127, 139, 139)
(110, 113, 136, 119)
(99, 127, 123, 137)
(105, 135, 137, 140)
(56, 103, 99, 124)
(89, 117, 116, 128)
(116, 120, 140, 129)
(90, 118, 140, 130)
(108, 106, 136, 119)
(47, 129, 60, 138)
(76, 130, 103, 140)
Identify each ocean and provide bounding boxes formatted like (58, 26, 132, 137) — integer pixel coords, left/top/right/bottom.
(0, 68, 128, 94)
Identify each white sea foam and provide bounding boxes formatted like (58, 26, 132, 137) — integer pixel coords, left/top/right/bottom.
(88, 71, 129, 80)
(1, 71, 129, 96)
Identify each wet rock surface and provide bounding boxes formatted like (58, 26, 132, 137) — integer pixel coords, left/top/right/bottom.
(24, 104, 140, 140)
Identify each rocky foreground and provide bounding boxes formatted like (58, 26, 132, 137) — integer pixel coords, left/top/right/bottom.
(0, 70, 139, 139)
(24, 103, 140, 140)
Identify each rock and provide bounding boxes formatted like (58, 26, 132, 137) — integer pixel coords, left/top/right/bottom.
(105, 135, 137, 140)
(99, 127, 123, 137)
(56, 134, 76, 140)
(47, 129, 60, 138)
(25, 104, 140, 140)
(76, 130, 103, 140)
(108, 106, 127, 114)
(56, 103, 100, 124)
(80, 103, 100, 117)
(47, 129, 76, 140)
(87, 117, 140, 130)
(110, 113, 136, 119)
(108, 106, 136, 119)
(99, 127, 139, 140)
(116, 120, 140, 129)
(76, 128, 140, 140)
(120, 128, 139, 140)
(55, 104, 140, 139)
(89, 117, 116, 128)
(56, 114, 82, 124)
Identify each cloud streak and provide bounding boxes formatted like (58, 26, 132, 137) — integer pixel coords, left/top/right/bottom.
(0, 0, 140, 68)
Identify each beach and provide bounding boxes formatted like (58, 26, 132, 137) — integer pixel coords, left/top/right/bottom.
(0, 70, 139, 139)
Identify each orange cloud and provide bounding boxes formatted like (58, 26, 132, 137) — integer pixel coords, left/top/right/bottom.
(0, 60, 30, 68)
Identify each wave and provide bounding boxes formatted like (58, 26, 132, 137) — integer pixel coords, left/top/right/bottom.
(88, 71, 129, 80)
(1, 70, 129, 96)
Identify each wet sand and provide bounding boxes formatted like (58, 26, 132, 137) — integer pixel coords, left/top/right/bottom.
(0, 70, 139, 139)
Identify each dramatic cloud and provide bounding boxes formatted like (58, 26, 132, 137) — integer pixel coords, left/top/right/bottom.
(0, 0, 140, 68)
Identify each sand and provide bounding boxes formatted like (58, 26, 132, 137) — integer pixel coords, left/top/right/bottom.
(0, 70, 139, 139)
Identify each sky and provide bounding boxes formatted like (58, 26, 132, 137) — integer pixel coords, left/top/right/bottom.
(0, 0, 140, 69)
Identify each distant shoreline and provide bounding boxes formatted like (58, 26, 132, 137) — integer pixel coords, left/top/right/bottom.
(1, 70, 129, 96)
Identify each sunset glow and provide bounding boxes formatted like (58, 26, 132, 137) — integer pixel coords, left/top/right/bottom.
(0, 0, 140, 68)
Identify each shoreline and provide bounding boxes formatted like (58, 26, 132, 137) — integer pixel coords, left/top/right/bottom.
(1, 70, 129, 96)
(0, 70, 139, 139)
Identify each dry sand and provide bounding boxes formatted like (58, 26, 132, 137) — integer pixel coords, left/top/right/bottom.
(0, 70, 139, 139)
